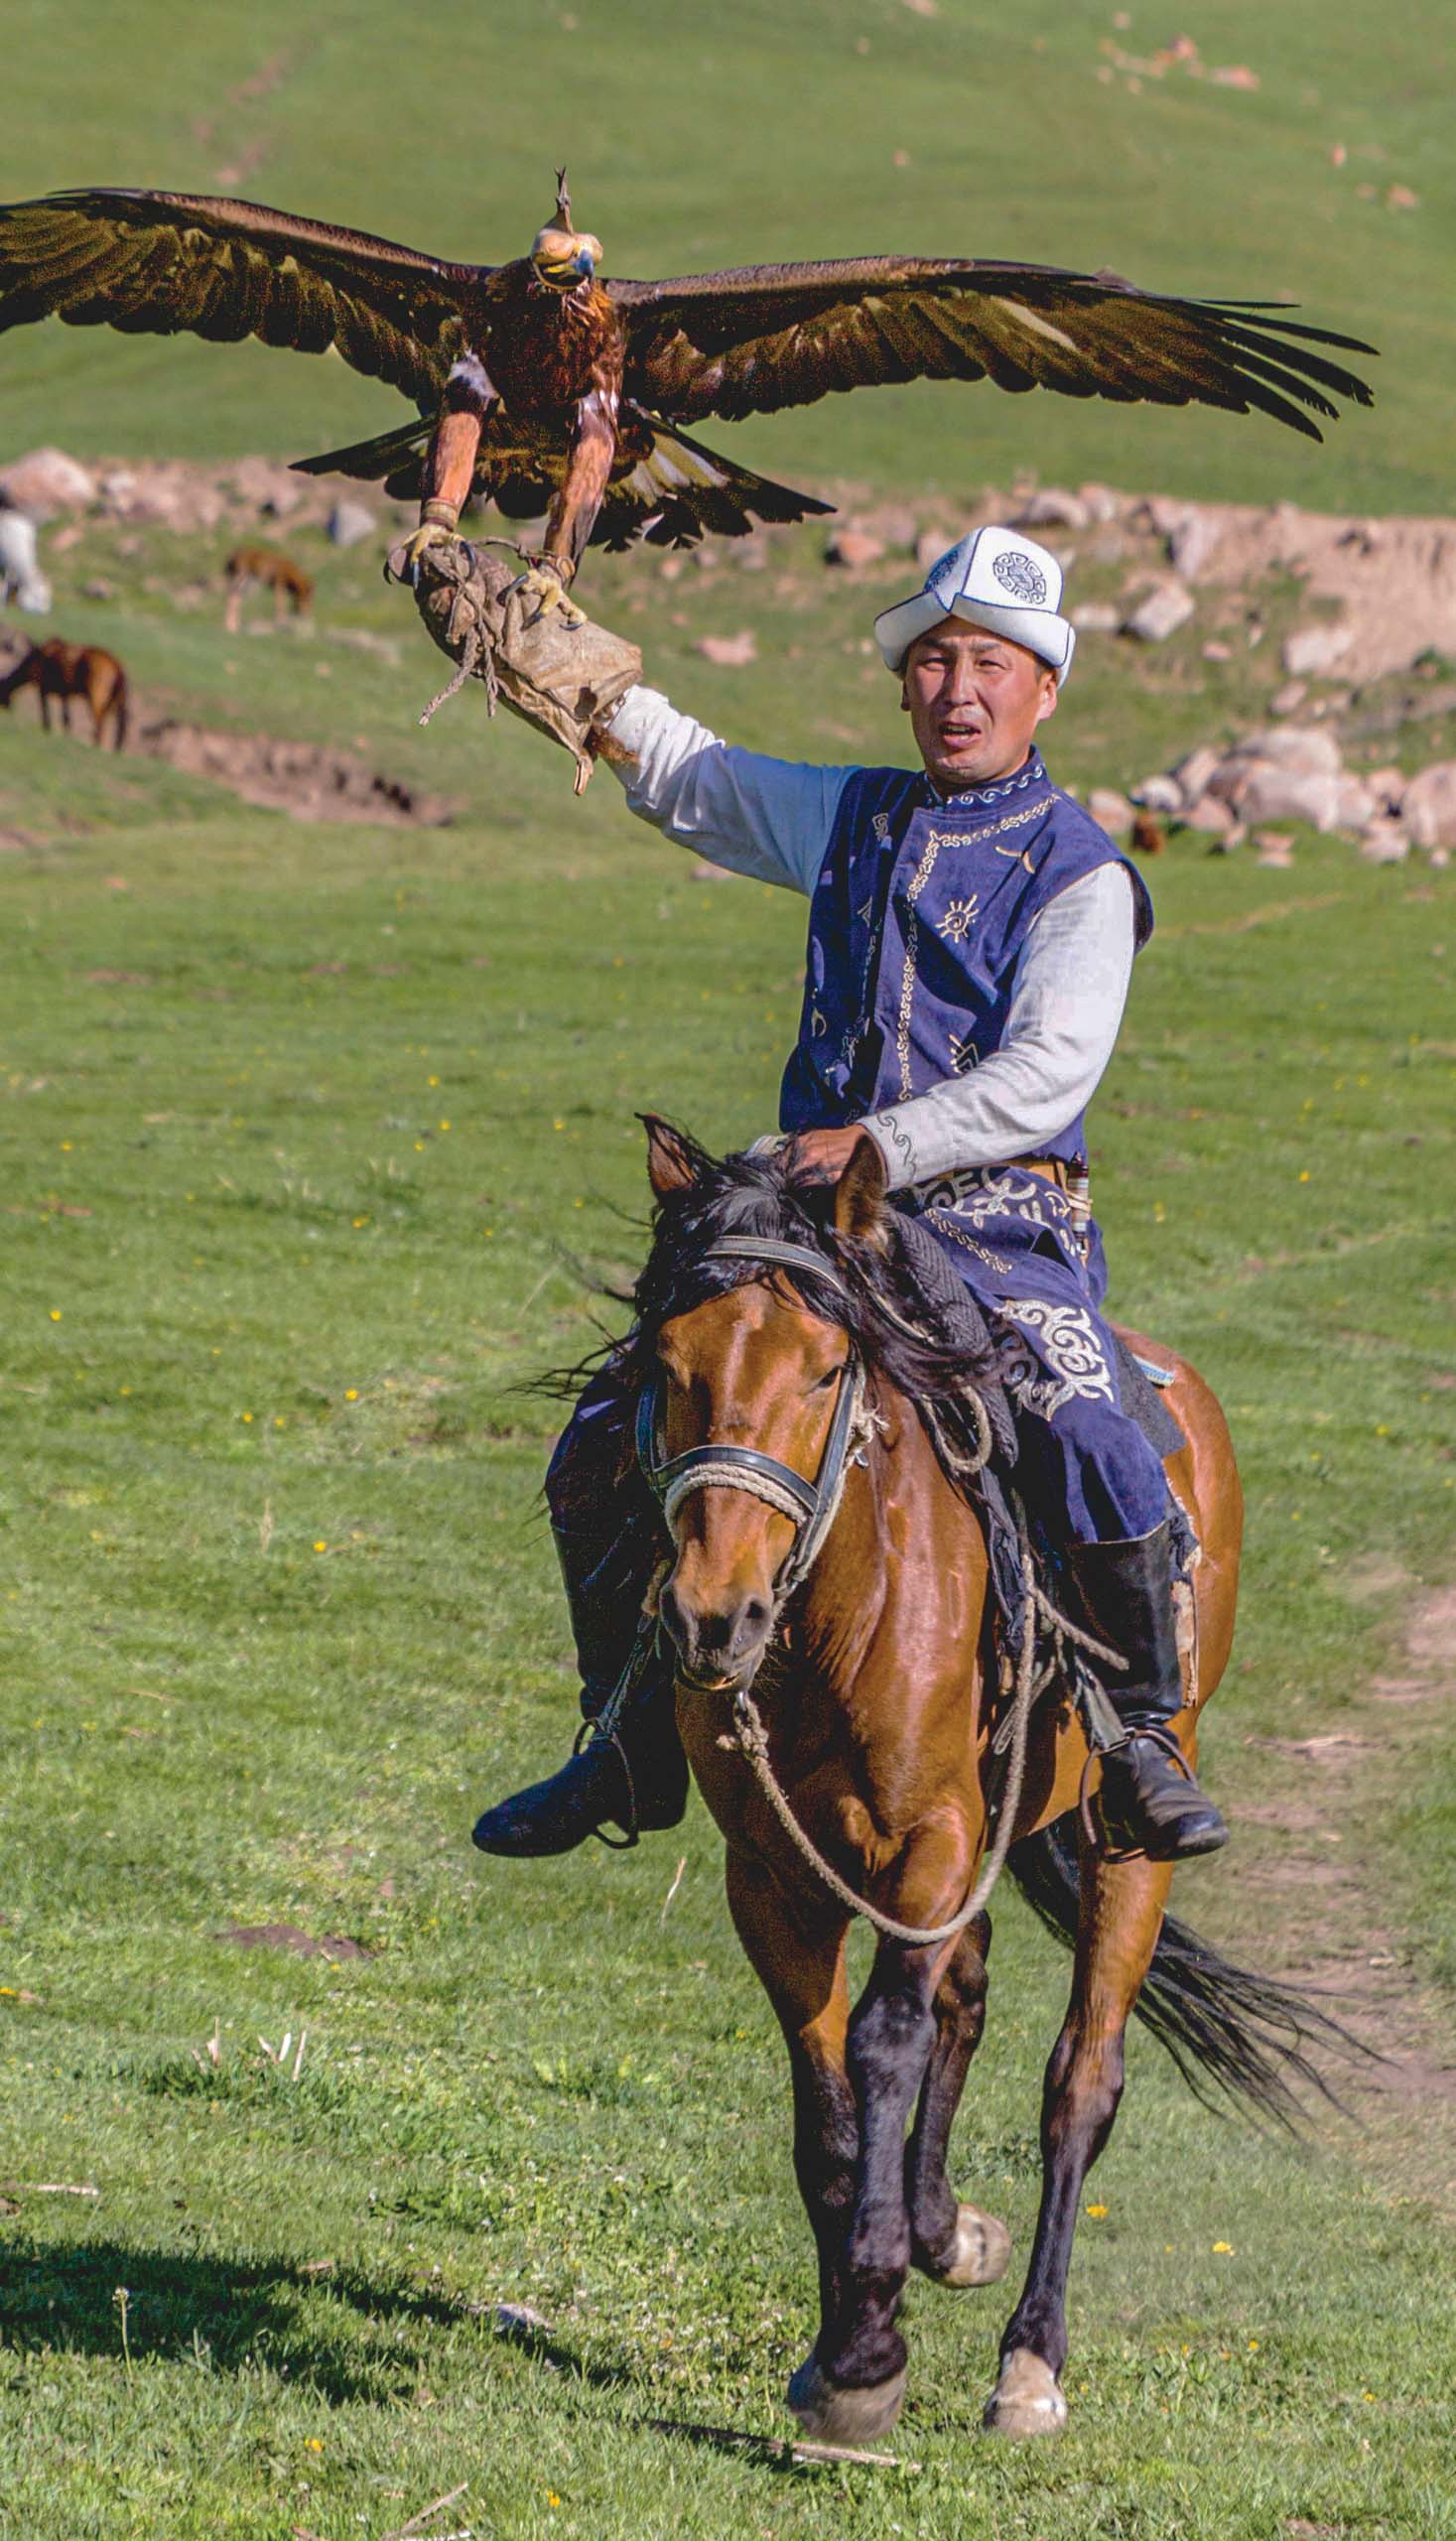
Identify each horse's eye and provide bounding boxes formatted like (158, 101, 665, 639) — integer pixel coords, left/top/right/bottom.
(813, 1363, 848, 1393)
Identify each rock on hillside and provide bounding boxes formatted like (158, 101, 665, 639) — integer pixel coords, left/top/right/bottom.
(0, 447, 97, 516)
(1133, 716, 1453, 868)
(0, 446, 386, 536)
(1136, 498, 1456, 685)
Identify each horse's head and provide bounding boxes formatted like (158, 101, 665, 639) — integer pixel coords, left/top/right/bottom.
(640, 1117, 887, 1693)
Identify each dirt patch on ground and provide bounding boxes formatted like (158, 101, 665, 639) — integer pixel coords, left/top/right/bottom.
(212, 1923, 371, 1961)
(1220, 1582, 1456, 2200)
(137, 714, 455, 827)
(0, 634, 454, 825)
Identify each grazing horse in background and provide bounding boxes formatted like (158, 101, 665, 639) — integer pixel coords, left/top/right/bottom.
(0, 501, 51, 613)
(223, 544, 314, 631)
(620, 1118, 1343, 2445)
(0, 637, 128, 747)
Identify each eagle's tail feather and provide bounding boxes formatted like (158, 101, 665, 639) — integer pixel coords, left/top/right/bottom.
(291, 419, 432, 493)
(292, 415, 831, 548)
(597, 422, 834, 551)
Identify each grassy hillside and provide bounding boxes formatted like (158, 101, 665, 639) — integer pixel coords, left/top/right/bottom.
(1, 490, 1454, 2532)
(1, 0, 1452, 513)
(1, 12, 1452, 2521)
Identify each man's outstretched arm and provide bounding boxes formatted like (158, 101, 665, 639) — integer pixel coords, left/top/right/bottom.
(598, 686, 857, 896)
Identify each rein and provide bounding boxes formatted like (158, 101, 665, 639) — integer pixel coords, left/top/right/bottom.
(633, 1233, 1061, 1949)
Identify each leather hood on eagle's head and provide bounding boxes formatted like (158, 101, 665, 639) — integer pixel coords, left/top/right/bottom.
(530, 167, 599, 288)
(529, 223, 601, 287)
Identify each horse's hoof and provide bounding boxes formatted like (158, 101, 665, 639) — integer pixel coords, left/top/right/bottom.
(923, 2203, 1011, 2288)
(786, 2352, 907, 2445)
(982, 2345, 1068, 2439)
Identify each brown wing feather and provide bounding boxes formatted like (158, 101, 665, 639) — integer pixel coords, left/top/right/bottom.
(0, 188, 482, 404)
(611, 256, 1376, 442)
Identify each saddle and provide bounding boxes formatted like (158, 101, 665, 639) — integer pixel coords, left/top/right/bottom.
(1110, 1333, 1185, 1461)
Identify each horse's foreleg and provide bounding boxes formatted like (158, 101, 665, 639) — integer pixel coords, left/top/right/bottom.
(790, 1929, 947, 2434)
(986, 1846, 1171, 2439)
(723, 1850, 857, 2356)
(906, 1916, 1009, 2288)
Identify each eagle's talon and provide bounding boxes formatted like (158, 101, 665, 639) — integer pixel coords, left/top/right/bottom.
(397, 520, 461, 585)
(512, 561, 588, 629)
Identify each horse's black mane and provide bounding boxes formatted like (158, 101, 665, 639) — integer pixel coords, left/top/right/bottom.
(590, 1128, 1009, 1449)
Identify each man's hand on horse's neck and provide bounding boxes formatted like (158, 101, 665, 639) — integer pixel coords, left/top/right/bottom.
(788, 1126, 876, 1186)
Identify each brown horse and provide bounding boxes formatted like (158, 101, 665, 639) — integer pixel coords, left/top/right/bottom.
(0, 637, 128, 747)
(223, 544, 314, 631)
(619, 1118, 1341, 2445)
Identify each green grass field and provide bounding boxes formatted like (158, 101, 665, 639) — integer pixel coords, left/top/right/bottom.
(2, 5, 1455, 2533)
(2, 500, 1454, 2535)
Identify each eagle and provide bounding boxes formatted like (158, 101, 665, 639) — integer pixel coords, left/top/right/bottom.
(0, 173, 1375, 622)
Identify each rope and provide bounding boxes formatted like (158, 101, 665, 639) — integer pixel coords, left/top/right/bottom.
(661, 1458, 810, 1534)
(726, 1494, 1044, 1952)
(418, 617, 484, 727)
(414, 537, 532, 728)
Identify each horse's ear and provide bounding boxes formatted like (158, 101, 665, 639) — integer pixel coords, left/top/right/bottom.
(833, 1135, 889, 1247)
(642, 1113, 700, 1200)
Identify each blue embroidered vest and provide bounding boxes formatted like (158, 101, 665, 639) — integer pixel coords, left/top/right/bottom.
(778, 749, 1152, 1169)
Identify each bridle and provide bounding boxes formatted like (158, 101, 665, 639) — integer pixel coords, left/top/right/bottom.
(634, 1236, 867, 1602)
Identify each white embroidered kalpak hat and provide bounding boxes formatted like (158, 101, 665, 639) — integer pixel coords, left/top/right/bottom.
(873, 525, 1076, 680)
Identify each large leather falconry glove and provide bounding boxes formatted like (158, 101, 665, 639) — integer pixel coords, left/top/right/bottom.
(386, 535, 641, 794)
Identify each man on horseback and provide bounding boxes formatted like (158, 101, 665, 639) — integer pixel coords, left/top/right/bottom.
(472, 524, 1228, 1867)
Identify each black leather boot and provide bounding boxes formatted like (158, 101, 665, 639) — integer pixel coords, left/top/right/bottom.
(471, 1526, 689, 1859)
(471, 1658, 688, 1857)
(1064, 1523, 1229, 1862)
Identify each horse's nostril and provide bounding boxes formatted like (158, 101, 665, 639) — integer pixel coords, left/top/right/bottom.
(658, 1580, 687, 1650)
(740, 1596, 771, 1644)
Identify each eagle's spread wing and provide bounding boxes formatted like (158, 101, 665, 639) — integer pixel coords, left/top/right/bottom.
(611, 256, 1376, 441)
(0, 188, 480, 406)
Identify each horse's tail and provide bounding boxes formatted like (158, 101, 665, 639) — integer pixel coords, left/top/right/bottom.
(1008, 1811, 1370, 2129)
(110, 669, 129, 751)
(0, 645, 36, 705)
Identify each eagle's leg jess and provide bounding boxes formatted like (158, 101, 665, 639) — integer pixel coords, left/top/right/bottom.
(400, 356, 497, 579)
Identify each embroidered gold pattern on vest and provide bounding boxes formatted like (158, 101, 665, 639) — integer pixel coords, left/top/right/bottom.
(894, 826, 948, 1100)
(937, 894, 980, 943)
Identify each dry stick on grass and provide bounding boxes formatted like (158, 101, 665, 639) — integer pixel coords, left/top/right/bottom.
(3, 2181, 99, 2198)
(381, 2482, 471, 2541)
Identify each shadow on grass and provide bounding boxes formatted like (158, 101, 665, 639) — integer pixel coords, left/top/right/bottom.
(0, 2234, 636, 2408)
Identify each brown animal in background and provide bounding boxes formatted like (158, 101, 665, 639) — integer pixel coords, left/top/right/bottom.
(223, 545, 314, 631)
(1130, 812, 1166, 856)
(0, 637, 128, 747)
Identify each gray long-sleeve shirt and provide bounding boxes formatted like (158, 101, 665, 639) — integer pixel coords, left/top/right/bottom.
(603, 685, 1135, 1190)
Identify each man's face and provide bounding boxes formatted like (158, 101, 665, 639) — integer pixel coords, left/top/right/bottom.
(900, 619, 1058, 791)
